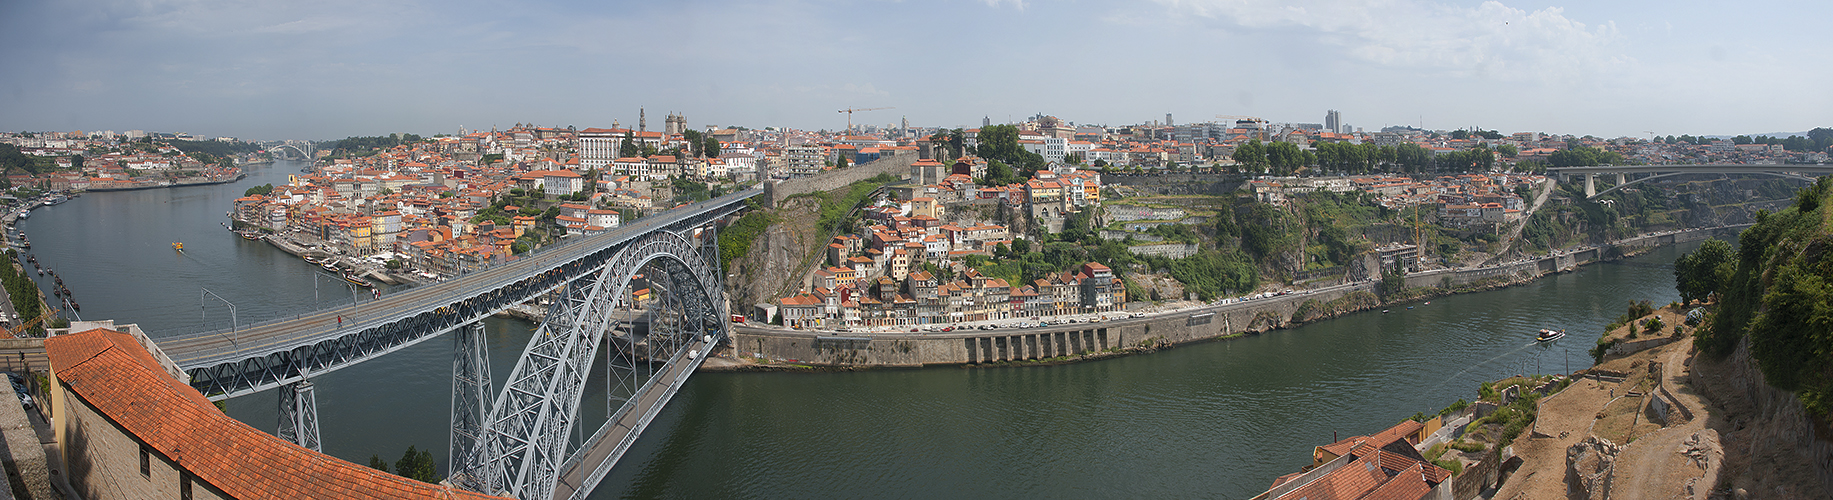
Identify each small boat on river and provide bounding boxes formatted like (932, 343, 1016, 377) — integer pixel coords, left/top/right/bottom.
(1536, 329, 1566, 342)
(342, 273, 374, 288)
(173, 242, 184, 251)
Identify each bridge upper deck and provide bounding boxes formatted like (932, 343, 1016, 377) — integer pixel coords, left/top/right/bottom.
(154, 188, 760, 372)
(1547, 163, 1833, 175)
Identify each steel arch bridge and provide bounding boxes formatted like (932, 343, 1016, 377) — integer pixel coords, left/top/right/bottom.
(1549, 164, 1833, 198)
(269, 143, 315, 160)
(451, 228, 726, 500)
(153, 188, 759, 499)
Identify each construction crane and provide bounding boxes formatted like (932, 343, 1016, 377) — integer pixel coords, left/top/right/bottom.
(3, 306, 60, 339)
(838, 107, 893, 136)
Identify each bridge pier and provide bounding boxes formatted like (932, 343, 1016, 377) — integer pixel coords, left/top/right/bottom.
(1617, 173, 1626, 186)
(450, 322, 492, 486)
(277, 380, 322, 452)
(1585, 173, 1596, 198)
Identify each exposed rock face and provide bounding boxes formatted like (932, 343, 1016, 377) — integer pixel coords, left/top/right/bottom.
(727, 196, 823, 312)
(1679, 429, 1723, 500)
(1568, 436, 1622, 500)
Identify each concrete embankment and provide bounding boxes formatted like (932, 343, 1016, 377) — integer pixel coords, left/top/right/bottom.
(724, 225, 1747, 369)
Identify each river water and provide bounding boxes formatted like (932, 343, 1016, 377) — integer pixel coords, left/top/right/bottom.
(16, 159, 1695, 498)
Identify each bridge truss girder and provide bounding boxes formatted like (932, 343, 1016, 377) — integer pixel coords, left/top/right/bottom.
(455, 227, 726, 500)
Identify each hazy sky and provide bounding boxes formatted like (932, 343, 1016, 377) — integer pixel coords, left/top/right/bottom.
(3, 0, 1827, 141)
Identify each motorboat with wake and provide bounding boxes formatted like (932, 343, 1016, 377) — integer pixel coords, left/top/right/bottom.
(1536, 329, 1566, 342)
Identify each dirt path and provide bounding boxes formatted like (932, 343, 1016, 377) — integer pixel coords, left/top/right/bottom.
(1610, 343, 1712, 499)
(1492, 376, 1620, 500)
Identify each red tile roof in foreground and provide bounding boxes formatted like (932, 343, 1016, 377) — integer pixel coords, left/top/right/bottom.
(1264, 419, 1451, 500)
(47, 328, 508, 500)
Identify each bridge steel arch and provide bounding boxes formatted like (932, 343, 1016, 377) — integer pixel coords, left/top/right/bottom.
(456, 228, 726, 500)
(270, 143, 313, 160)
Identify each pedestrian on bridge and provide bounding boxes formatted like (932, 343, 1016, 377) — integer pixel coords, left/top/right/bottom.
(337, 315, 343, 327)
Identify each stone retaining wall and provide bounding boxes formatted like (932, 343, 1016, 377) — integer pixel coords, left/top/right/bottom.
(731, 225, 1749, 368)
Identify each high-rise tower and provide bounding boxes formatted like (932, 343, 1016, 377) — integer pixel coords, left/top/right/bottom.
(1325, 110, 1342, 134)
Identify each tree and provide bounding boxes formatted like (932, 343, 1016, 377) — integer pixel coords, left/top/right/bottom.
(1060, 209, 1092, 243)
(1673, 238, 1733, 304)
(1547, 146, 1624, 168)
(367, 455, 390, 473)
(682, 130, 704, 157)
(836, 155, 851, 169)
(1064, 152, 1083, 165)
(1380, 258, 1408, 298)
(703, 137, 721, 158)
(1266, 141, 1306, 175)
(1497, 144, 1519, 158)
(393, 446, 439, 483)
(981, 159, 1018, 186)
(1232, 140, 1267, 172)
(975, 124, 1045, 175)
(619, 135, 639, 157)
(1809, 127, 1833, 151)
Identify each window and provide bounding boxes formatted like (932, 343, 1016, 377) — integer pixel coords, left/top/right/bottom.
(180, 473, 193, 500)
(140, 447, 150, 477)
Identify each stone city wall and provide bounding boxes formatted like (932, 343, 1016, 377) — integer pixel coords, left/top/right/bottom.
(763, 153, 917, 208)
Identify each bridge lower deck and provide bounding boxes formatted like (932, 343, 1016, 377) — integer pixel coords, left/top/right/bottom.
(551, 337, 714, 500)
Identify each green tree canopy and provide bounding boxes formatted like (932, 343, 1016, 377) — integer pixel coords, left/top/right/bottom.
(1547, 146, 1626, 168)
(981, 159, 1019, 186)
(1232, 140, 1268, 172)
(975, 124, 1046, 175)
(1673, 238, 1733, 304)
(393, 446, 439, 483)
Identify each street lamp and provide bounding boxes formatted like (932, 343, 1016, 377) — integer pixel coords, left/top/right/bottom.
(201, 288, 238, 351)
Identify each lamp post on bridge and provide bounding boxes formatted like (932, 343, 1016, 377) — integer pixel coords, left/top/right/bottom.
(201, 288, 238, 351)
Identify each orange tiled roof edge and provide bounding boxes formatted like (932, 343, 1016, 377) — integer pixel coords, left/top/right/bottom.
(46, 328, 510, 500)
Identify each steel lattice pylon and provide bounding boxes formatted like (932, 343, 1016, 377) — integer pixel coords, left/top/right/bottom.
(456, 228, 726, 500)
(450, 322, 492, 482)
(277, 380, 321, 452)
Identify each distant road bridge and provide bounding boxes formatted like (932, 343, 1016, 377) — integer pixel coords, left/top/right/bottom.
(154, 188, 760, 500)
(1548, 164, 1833, 198)
(267, 142, 315, 160)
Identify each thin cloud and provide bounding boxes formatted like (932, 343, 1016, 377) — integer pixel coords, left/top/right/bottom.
(1158, 0, 1626, 83)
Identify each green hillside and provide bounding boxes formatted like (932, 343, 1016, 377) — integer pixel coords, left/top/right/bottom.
(1695, 176, 1833, 419)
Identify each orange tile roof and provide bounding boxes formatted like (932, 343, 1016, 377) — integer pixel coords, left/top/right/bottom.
(46, 328, 508, 500)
